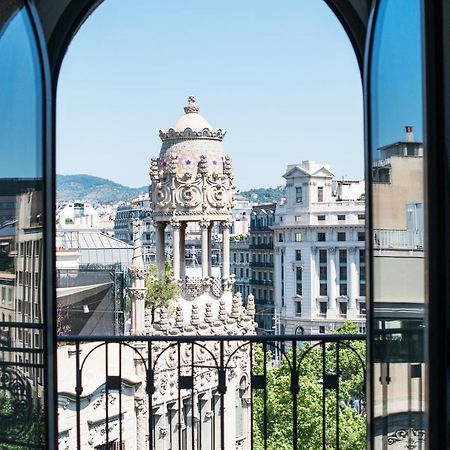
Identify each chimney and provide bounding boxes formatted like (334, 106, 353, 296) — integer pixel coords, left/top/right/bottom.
(405, 125, 414, 142)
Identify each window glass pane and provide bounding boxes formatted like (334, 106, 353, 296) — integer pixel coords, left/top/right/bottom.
(370, 0, 425, 446)
(0, 2, 45, 447)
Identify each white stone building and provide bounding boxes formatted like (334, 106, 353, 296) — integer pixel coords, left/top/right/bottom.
(273, 161, 366, 334)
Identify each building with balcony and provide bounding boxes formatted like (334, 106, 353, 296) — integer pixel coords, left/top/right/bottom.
(230, 235, 251, 301)
(273, 161, 366, 334)
(248, 204, 276, 333)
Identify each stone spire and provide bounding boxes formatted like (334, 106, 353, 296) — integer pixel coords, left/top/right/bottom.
(128, 219, 147, 335)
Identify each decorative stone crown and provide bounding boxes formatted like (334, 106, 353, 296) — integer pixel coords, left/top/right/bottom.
(159, 96, 226, 142)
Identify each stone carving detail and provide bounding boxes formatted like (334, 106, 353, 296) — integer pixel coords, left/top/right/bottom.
(150, 157, 160, 181)
(184, 95, 200, 114)
(246, 293, 256, 318)
(92, 393, 116, 410)
(134, 396, 146, 412)
(386, 428, 425, 448)
(223, 155, 233, 177)
(191, 303, 200, 326)
(210, 277, 223, 299)
(204, 302, 213, 323)
(128, 266, 147, 280)
(128, 288, 146, 301)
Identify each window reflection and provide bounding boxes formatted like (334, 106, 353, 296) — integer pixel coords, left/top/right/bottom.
(0, 2, 45, 447)
(370, 0, 425, 448)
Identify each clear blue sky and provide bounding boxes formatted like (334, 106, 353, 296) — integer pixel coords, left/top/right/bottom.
(57, 0, 364, 191)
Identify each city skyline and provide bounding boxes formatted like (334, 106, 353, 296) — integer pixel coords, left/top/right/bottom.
(56, 0, 364, 191)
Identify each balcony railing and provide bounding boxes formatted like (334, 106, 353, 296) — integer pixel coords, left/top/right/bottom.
(249, 261, 274, 268)
(249, 279, 274, 286)
(54, 333, 365, 450)
(249, 243, 274, 250)
(373, 229, 424, 250)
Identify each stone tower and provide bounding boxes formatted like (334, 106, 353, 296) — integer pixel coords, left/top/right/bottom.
(149, 96, 238, 325)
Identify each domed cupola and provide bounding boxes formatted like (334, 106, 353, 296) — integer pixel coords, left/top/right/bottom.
(150, 96, 234, 222)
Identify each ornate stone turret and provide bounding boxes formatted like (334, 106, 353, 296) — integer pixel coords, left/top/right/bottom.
(128, 219, 147, 335)
(149, 96, 238, 331)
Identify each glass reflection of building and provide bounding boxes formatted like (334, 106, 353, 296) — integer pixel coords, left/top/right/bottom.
(0, 2, 46, 448)
(370, 0, 425, 447)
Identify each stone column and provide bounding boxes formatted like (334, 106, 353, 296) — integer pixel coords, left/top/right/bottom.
(180, 222, 187, 280)
(327, 247, 337, 319)
(200, 219, 210, 279)
(310, 246, 318, 318)
(128, 220, 147, 335)
(155, 222, 166, 275)
(134, 342, 147, 450)
(348, 247, 358, 318)
(171, 218, 181, 280)
(207, 223, 213, 277)
(222, 220, 231, 281)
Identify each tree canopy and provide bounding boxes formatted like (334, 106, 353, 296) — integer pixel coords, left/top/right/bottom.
(253, 322, 366, 450)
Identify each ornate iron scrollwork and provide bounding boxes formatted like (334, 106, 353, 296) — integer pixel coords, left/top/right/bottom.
(0, 366, 33, 438)
(387, 428, 425, 448)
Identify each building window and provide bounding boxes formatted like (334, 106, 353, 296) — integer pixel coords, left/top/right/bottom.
(296, 186, 303, 203)
(318, 215, 326, 222)
(359, 301, 366, 316)
(278, 233, 284, 242)
(338, 214, 346, 221)
(357, 214, 365, 221)
(319, 326, 326, 334)
(295, 215, 302, 222)
(359, 249, 366, 296)
(319, 301, 327, 315)
(339, 249, 347, 296)
(339, 301, 348, 316)
(357, 232, 365, 241)
(317, 186, 324, 202)
(295, 301, 302, 317)
(317, 232, 326, 242)
(337, 232, 346, 242)
(295, 233, 302, 242)
(319, 249, 327, 296)
(233, 253, 237, 263)
(296, 266, 302, 296)
(295, 249, 302, 261)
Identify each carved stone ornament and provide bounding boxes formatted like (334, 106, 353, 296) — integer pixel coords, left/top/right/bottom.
(328, 246, 337, 254)
(386, 428, 425, 448)
(92, 393, 116, 410)
(170, 217, 181, 228)
(128, 266, 147, 280)
(134, 397, 145, 413)
(221, 219, 233, 230)
(128, 288, 146, 301)
(311, 246, 318, 255)
(348, 246, 357, 254)
(199, 218, 210, 229)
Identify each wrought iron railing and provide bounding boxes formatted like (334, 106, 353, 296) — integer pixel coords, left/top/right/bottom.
(56, 333, 366, 450)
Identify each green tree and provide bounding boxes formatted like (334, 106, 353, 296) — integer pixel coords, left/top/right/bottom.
(145, 262, 181, 323)
(253, 322, 366, 450)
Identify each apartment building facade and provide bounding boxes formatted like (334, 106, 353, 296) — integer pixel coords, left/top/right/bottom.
(273, 161, 366, 334)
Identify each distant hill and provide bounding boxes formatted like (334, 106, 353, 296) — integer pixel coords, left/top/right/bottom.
(57, 174, 147, 204)
(56, 174, 285, 205)
(238, 187, 286, 204)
